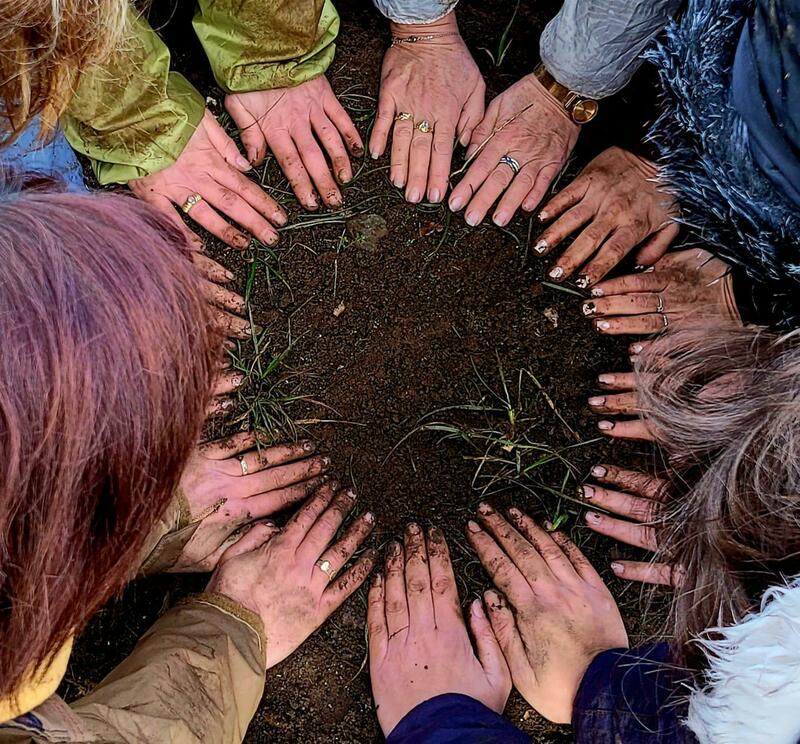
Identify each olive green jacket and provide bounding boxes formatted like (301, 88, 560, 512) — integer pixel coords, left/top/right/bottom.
(63, 0, 339, 185)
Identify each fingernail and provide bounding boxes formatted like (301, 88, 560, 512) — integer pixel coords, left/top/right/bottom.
(429, 188, 441, 203)
(235, 155, 251, 171)
(471, 598, 485, 617)
(407, 522, 421, 535)
(544, 520, 554, 531)
(643, 266, 656, 273)
(580, 484, 594, 500)
(364, 511, 375, 523)
(537, 211, 548, 222)
(302, 440, 316, 452)
(548, 266, 563, 280)
(631, 343, 644, 355)
(575, 274, 590, 289)
(582, 302, 596, 316)
(591, 287, 604, 297)
(586, 511, 602, 525)
(373, 572, 384, 586)
(591, 465, 608, 478)
(467, 519, 481, 533)
(370, 150, 379, 160)
(634, 264, 645, 272)
(329, 479, 340, 491)
(465, 212, 479, 227)
(507, 506, 522, 518)
(598, 374, 615, 385)
(598, 420, 615, 431)
(345, 488, 357, 500)
(322, 456, 331, 467)
(408, 188, 421, 204)
(477, 502, 493, 515)
(225, 269, 235, 280)
(611, 561, 624, 575)
(449, 196, 464, 211)
(232, 375, 245, 387)
(534, 239, 547, 254)
(588, 396, 605, 407)
(392, 179, 404, 189)
(389, 540, 402, 556)
(493, 212, 509, 227)
(596, 320, 611, 331)
(221, 398, 235, 410)
(484, 589, 501, 607)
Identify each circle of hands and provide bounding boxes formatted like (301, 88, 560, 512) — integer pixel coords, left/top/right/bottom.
(150, 13, 744, 735)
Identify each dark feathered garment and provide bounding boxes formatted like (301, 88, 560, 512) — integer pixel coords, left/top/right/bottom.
(646, 0, 800, 329)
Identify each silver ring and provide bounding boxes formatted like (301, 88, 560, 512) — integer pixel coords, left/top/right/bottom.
(316, 558, 336, 580)
(655, 294, 665, 313)
(499, 155, 521, 174)
(239, 456, 248, 476)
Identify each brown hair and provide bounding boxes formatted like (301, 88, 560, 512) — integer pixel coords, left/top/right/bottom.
(0, 0, 129, 143)
(637, 323, 800, 661)
(0, 179, 220, 697)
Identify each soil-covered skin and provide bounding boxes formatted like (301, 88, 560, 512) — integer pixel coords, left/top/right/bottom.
(62, 1, 669, 741)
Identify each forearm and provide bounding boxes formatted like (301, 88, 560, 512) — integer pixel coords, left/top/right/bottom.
(540, 0, 682, 98)
(373, 0, 459, 25)
(62, 6, 204, 185)
(194, 0, 339, 93)
(71, 594, 266, 744)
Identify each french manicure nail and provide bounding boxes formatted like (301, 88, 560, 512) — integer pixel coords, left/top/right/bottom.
(580, 484, 595, 500)
(467, 520, 481, 533)
(598, 374, 615, 385)
(370, 150, 379, 160)
(221, 398, 235, 410)
(225, 269, 235, 281)
(232, 375, 245, 387)
(465, 212, 479, 227)
(302, 440, 316, 452)
(591, 465, 607, 478)
(643, 266, 656, 273)
(634, 264, 645, 272)
(493, 212, 509, 227)
(596, 320, 611, 331)
(373, 572, 384, 586)
(407, 522, 421, 534)
(611, 561, 624, 575)
(534, 239, 547, 254)
(586, 511, 602, 524)
(364, 511, 375, 523)
(588, 396, 605, 407)
(591, 287, 604, 297)
(582, 302, 596, 316)
(598, 420, 615, 431)
(575, 275, 590, 289)
(392, 179, 404, 189)
(477, 502, 493, 515)
(449, 196, 464, 211)
(537, 211, 548, 222)
(507, 506, 522, 518)
(346, 488, 357, 500)
(322, 456, 331, 467)
(548, 266, 563, 280)
(631, 343, 644, 354)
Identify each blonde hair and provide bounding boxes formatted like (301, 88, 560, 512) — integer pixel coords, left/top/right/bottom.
(0, 0, 129, 143)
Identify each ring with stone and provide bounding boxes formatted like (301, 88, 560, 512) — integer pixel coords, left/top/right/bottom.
(315, 558, 336, 580)
(499, 154, 521, 174)
(395, 111, 412, 122)
(181, 193, 203, 214)
(415, 120, 433, 134)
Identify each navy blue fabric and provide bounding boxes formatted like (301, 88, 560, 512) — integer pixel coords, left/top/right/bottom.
(572, 644, 695, 744)
(387, 693, 530, 744)
(732, 0, 800, 208)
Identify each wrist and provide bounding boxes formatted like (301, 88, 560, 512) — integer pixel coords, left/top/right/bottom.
(389, 9, 458, 37)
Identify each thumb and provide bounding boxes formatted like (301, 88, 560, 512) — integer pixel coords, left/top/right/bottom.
(205, 107, 254, 171)
(469, 598, 511, 697)
(218, 521, 280, 565)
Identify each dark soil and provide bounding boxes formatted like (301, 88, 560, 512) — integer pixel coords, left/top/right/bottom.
(62, 1, 669, 741)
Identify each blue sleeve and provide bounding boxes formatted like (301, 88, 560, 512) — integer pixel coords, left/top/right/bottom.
(572, 644, 696, 744)
(387, 693, 529, 744)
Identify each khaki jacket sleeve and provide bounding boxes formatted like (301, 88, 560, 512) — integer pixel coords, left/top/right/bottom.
(193, 0, 340, 92)
(61, 6, 205, 185)
(70, 594, 266, 744)
(137, 488, 200, 576)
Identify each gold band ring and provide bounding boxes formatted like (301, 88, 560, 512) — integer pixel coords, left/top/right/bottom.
(181, 193, 203, 214)
(415, 120, 433, 134)
(316, 558, 336, 581)
(655, 294, 665, 313)
(395, 111, 412, 122)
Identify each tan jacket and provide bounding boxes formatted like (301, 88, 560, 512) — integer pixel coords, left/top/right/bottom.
(0, 495, 266, 744)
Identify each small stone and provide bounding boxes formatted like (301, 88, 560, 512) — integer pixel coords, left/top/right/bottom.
(543, 307, 559, 327)
(333, 300, 346, 317)
(346, 213, 389, 251)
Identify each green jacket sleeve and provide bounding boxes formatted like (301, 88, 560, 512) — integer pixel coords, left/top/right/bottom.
(193, 0, 340, 93)
(61, 7, 205, 185)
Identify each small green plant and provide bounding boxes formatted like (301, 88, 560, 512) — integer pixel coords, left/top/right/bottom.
(479, 0, 520, 67)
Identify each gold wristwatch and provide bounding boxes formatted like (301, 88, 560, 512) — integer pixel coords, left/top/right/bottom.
(533, 63, 599, 124)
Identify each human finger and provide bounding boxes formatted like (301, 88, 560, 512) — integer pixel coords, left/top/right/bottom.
(144, 192, 205, 250)
(426, 526, 461, 624)
(299, 488, 358, 557)
(504, 507, 576, 582)
(383, 540, 409, 637)
(390, 115, 414, 190)
(426, 121, 457, 203)
(283, 480, 339, 541)
(596, 372, 636, 391)
(482, 590, 529, 681)
(203, 110, 253, 172)
(521, 161, 564, 213)
(232, 444, 322, 477)
(448, 138, 503, 213)
(367, 573, 389, 657)
(203, 280, 246, 314)
(456, 82, 486, 147)
(293, 128, 342, 207)
(244, 475, 329, 517)
(405, 123, 434, 204)
(404, 522, 435, 626)
(323, 548, 378, 611)
(168, 189, 250, 250)
(597, 418, 654, 441)
(211, 306, 253, 338)
(587, 391, 639, 416)
(217, 521, 281, 565)
(199, 431, 260, 458)
(634, 222, 680, 267)
(463, 160, 515, 226)
(312, 110, 353, 184)
(205, 395, 235, 417)
(585, 510, 658, 551)
(468, 599, 510, 689)
(369, 92, 396, 159)
(204, 178, 281, 247)
(537, 177, 590, 222)
(492, 165, 539, 227)
(588, 464, 670, 501)
(466, 519, 530, 604)
(548, 530, 604, 585)
(242, 457, 331, 497)
(212, 370, 245, 398)
(590, 272, 670, 298)
(579, 484, 658, 524)
(192, 252, 234, 283)
(215, 166, 287, 229)
(576, 227, 647, 286)
(313, 510, 375, 588)
(610, 560, 678, 587)
(594, 314, 670, 335)
(268, 131, 319, 210)
(531, 203, 593, 255)
(323, 92, 364, 156)
(546, 220, 616, 282)
(583, 293, 663, 318)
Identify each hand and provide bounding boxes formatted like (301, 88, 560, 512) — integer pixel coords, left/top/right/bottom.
(467, 503, 627, 723)
(589, 371, 655, 441)
(191, 252, 254, 339)
(369, 11, 485, 204)
(582, 248, 740, 334)
(226, 76, 363, 210)
(172, 432, 331, 571)
(580, 464, 678, 586)
(536, 147, 680, 286)
(207, 481, 377, 667)
(368, 524, 511, 736)
(130, 110, 287, 249)
(449, 72, 579, 227)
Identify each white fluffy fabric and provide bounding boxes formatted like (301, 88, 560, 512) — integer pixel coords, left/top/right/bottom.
(686, 578, 800, 743)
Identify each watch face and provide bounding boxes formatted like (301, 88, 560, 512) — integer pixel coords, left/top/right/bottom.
(572, 99, 599, 124)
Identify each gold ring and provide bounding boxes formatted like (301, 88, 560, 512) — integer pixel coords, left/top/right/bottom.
(395, 111, 412, 122)
(316, 558, 336, 580)
(661, 313, 669, 329)
(415, 120, 433, 134)
(181, 193, 203, 214)
(655, 294, 665, 313)
(239, 456, 248, 476)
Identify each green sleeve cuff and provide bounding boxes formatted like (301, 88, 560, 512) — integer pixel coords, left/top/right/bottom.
(193, 0, 339, 93)
(62, 8, 205, 185)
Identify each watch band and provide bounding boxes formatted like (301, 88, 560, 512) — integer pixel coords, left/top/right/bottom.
(533, 63, 599, 124)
